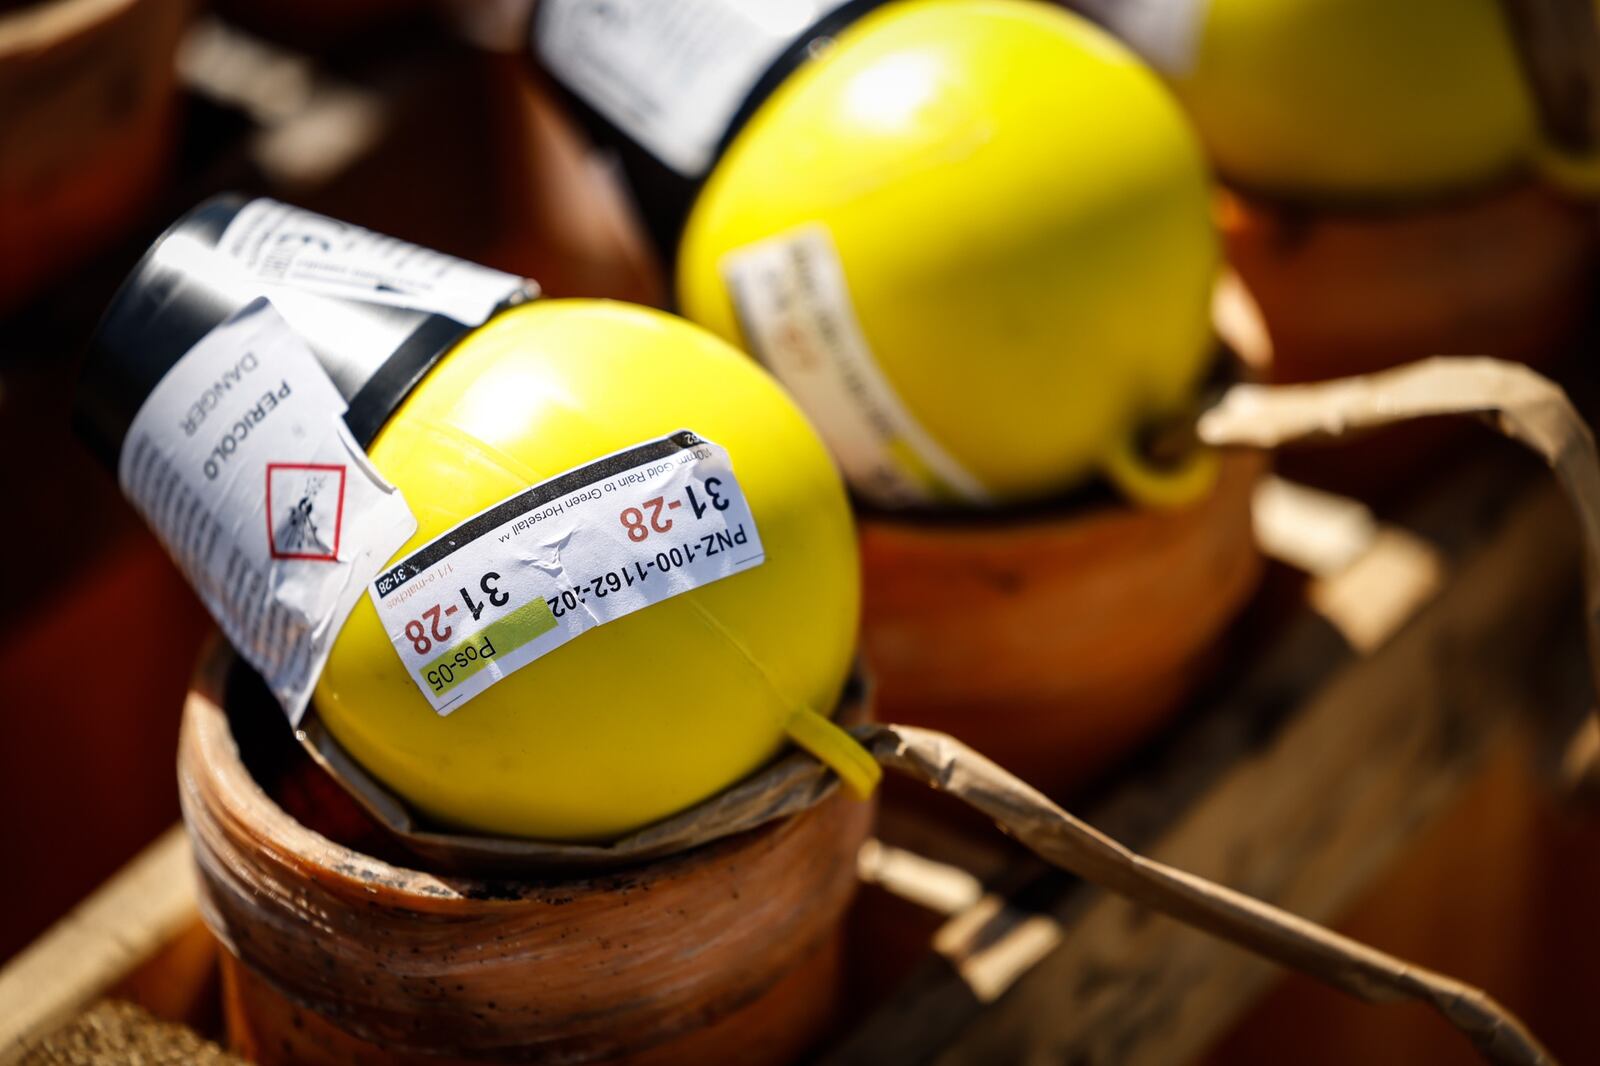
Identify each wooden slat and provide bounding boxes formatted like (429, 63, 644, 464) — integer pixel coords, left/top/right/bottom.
(0, 826, 199, 1063)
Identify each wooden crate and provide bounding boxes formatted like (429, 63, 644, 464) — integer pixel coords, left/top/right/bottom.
(0, 432, 1585, 1065)
(4, 10, 1593, 1064)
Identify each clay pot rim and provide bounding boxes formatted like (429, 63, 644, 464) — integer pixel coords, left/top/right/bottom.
(859, 447, 1265, 542)
(180, 639, 862, 905)
(291, 662, 871, 875)
(1215, 168, 1577, 222)
(0, 0, 140, 51)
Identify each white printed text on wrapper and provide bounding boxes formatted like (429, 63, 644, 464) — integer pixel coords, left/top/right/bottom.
(118, 299, 418, 723)
(217, 199, 528, 326)
(722, 223, 990, 509)
(1071, 0, 1211, 75)
(536, 0, 850, 176)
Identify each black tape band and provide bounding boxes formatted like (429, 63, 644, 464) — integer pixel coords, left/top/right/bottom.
(74, 195, 520, 468)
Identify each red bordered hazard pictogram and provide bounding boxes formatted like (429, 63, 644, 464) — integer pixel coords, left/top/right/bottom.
(266, 462, 347, 561)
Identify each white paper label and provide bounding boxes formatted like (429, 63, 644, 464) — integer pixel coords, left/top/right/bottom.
(119, 300, 418, 723)
(722, 224, 989, 509)
(367, 431, 764, 714)
(536, 0, 849, 176)
(216, 199, 526, 326)
(1072, 0, 1211, 75)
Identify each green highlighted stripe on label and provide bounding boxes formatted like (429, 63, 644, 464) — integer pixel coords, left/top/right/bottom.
(423, 597, 558, 696)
